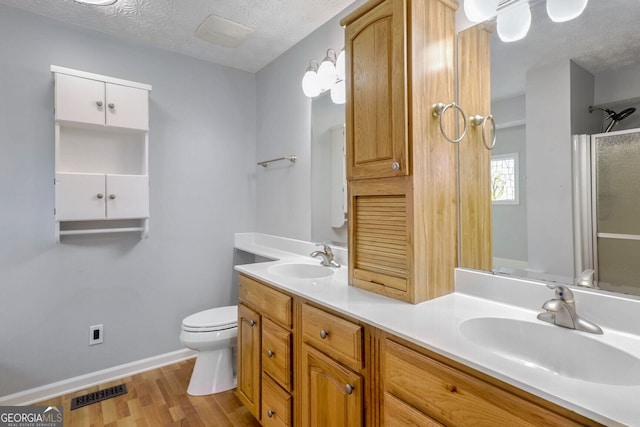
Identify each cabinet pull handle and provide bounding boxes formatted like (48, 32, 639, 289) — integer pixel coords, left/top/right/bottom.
(108, 103, 115, 109)
(345, 384, 354, 395)
(249, 319, 256, 326)
(267, 349, 274, 358)
(319, 329, 329, 339)
(97, 193, 104, 199)
(96, 101, 103, 107)
(391, 162, 400, 171)
(109, 194, 116, 200)
(267, 409, 275, 418)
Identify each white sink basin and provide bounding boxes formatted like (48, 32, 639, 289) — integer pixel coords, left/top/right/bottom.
(268, 263, 334, 280)
(459, 317, 640, 386)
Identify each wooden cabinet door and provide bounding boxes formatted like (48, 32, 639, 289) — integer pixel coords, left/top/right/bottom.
(54, 74, 105, 126)
(55, 172, 106, 220)
(105, 83, 149, 131)
(105, 174, 149, 219)
(301, 345, 363, 427)
(345, 0, 407, 180)
(237, 303, 261, 421)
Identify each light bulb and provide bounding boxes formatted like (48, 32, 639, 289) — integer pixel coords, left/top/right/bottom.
(497, 1, 531, 42)
(546, 0, 588, 23)
(336, 49, 345, 81)
(317, 59, 337, 91)
(464, 0, 499, 22)
(331, 80, 346, 105)
(302, 69, 321, 97)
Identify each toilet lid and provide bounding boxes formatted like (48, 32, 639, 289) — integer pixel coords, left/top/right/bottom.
(182, 305, 237, 332)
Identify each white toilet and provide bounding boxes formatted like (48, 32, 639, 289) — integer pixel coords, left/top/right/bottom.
(180, 305, 238, 396)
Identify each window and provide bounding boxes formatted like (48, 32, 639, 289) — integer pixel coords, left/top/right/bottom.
(491, 153, 519, 204)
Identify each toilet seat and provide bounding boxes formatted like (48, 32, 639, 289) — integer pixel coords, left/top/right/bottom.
(182, 306, 237, 333)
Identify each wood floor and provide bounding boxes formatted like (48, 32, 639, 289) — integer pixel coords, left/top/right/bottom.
(35, 358, 260, 427)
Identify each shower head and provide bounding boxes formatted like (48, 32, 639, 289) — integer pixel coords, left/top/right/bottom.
(611, 107, 636, 122)
(590, 106, 637, 132)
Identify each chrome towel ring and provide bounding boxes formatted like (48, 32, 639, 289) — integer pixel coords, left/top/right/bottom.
(432, 102, 467, 144)
(470, 114, 496, 150)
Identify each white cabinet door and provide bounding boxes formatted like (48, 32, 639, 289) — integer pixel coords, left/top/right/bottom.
(55, 173, 106, 220)
(54, 74, 105, 126)
(105, 84, 149, 131)
(105, 174, 149, 219)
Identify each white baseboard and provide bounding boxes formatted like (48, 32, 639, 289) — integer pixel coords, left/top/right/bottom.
(0, 348, 197, 406)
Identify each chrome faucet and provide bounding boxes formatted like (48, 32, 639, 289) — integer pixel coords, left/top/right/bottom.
(310, 243, 341, 268)
(537, 284, 603, 334)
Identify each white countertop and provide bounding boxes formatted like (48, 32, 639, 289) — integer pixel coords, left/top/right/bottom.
(234, 233, 640, 426)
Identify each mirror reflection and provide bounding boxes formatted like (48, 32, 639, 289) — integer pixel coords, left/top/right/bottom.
(311, 92, 347, 246)
(461, 0, 640, 296)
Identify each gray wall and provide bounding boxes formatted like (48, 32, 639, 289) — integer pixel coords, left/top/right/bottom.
(311, 93, 347, 246)
(525, 61, 573, 277)
(491, 95, 527, 264)
(254, 0, 366, 241)
(0, 5, 256, 396)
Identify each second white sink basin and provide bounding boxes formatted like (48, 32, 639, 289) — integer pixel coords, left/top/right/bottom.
(459, 317, 640, 386)
(268, 263, 334, 280)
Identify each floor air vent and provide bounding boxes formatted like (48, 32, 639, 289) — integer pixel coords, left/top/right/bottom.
(70, 384, 128, 410)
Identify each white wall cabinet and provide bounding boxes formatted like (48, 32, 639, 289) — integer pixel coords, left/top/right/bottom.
(52, 66, 151, 241)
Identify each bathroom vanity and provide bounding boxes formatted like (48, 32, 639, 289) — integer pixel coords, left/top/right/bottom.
(233, 234, 640, 426)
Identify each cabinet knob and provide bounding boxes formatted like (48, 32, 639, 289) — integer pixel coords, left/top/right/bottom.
(108, 103, 115, 109)
(267, 409, 275, 418)
(391, 162, 400, 171)
(345, 384, 354, 395)
(109, 194, 116, 200)
(96, 101, 103, 107)
(319, 329, 329, 339)
(249, 319, 256, 327)
(97, 193, 104, 199)
(267, 349, 274, 358)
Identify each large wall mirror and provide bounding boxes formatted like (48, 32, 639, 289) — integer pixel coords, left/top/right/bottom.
(311, 92, 347, 246)
(458, 0, 640, 297)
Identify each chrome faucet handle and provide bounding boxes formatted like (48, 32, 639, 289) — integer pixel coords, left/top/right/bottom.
(315, 242, 334, 255)
(546, 284, 574, 302)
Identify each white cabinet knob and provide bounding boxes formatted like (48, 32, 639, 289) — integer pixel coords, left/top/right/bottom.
(108, 103, 115, 109)
(109, 194, 116, 200)
(97, 193, 104, 199)
(96, 101, 103, 107)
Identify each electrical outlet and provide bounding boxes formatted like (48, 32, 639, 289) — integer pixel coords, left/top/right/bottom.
(89, 324, 103, 346)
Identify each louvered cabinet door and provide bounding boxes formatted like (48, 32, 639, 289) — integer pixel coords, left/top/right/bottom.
(348, 177, 414, 302)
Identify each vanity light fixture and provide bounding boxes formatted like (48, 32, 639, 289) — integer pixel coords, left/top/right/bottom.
(74, 0, 117, 5)
(302, 48, 345, 104)
(464, 0, 589, 42)
(496, 1, 531, 42)
(317, 49, 338, 91)
(302, 60, 321, 98)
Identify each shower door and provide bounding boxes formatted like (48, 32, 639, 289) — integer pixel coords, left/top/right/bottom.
(591, 128, 640, 294)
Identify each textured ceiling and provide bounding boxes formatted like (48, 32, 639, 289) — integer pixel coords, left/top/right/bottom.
(489, 0, 640, 100)
(0, 0, 355, 73)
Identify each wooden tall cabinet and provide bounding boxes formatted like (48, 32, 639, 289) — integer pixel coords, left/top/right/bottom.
(457, 25, 493, 271)
(341, 0, 459, 304)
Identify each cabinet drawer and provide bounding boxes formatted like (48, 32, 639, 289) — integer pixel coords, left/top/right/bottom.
(383, 392, 443, 427)
(262, 318, 292, 391)
(301, 304, 363, 370)
(239, 275, 292, 327)
(262, 374, 292, 427)
(383, 340, 586, 427)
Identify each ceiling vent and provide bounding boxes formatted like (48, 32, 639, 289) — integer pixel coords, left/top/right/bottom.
(195, 14, 254, 49)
